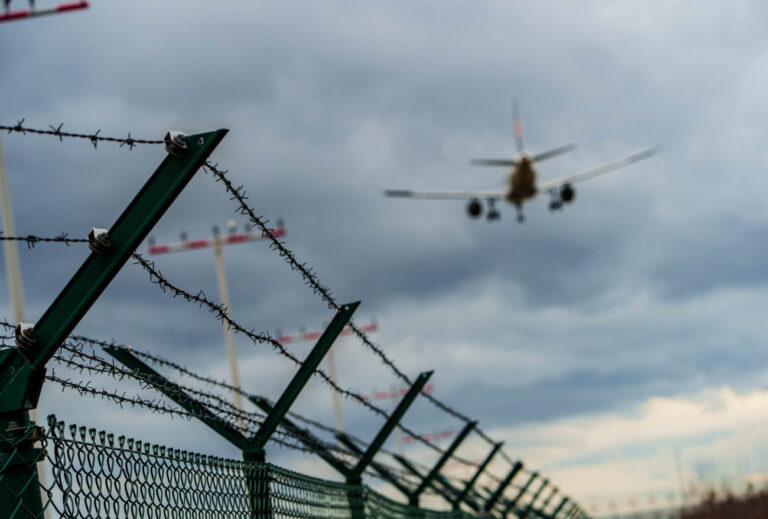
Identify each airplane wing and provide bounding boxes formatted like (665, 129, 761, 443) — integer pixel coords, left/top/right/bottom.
(384, 188, 506, 200)
(537, 147, 659, 193)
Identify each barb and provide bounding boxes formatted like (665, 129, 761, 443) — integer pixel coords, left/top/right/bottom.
(0, 119, 163, 149)
(202, 162, 494, 444)
(128, 253, 482, 466)
(0, 232, 87, 248)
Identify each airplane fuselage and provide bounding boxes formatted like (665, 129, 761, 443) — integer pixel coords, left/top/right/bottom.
(506, 156, 537, 206)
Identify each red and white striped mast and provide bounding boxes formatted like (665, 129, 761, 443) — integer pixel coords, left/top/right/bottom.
(148, 219, 286, 424)
(0, 0, 88, 23)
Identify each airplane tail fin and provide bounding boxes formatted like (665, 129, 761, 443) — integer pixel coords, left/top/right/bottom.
(512, 100, 524, 153)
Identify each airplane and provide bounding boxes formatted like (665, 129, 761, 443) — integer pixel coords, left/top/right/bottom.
(384, 102, 659, 223)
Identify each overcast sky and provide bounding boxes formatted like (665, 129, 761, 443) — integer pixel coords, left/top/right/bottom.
(3, 1, 768, 515)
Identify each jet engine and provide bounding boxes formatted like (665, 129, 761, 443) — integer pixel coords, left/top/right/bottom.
(560, 183, 575, 203)
(467, 199, 483, 218)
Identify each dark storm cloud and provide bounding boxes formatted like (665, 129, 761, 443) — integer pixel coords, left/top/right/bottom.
(2, 0, 768, 475)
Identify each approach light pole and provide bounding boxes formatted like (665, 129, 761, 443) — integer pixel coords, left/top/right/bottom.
(0, 7, 89, 517)
(0, 1, 88, 23)
(148, 220, 286, 423)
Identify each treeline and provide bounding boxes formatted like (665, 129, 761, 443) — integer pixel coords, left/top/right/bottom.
(681, 488, 768, 519)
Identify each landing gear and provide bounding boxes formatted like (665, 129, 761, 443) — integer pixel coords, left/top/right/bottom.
(515, 204, 525, 223)
(487, 198, 501, 221)
(548, 190, 563, 212)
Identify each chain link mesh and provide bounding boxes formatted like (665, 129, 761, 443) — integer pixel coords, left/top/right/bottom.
(0, 415, 473, 519)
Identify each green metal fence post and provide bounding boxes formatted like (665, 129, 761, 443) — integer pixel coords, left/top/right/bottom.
(502, 470, 537, 517)
(483, 461, 523, 514)
(0, 130, 226, 519)
(550, 496, 569, 518)
(411, 420, 476, 507)
(453, 441, 502, 510)
(342, 371, 432, 519)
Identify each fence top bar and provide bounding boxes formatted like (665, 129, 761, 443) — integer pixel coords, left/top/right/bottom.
(348, 370, 433, 480)
(249, 302, 358, 457)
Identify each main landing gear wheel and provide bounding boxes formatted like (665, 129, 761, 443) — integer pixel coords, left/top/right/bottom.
(486, 198, 500, 222)
(514, 205, 525, 223)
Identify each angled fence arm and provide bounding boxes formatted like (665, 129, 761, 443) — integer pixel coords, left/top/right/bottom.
(345, 370, 433, 482)
(393, 454, 458, 506)
(550, 496, 569, 518)
(0, 131, 226, 519)
(413, 420, 476, 498)
(453, 441, 503, 509)
(104, 345, 248, 448)
(536, 486, 558, 518)
(484, 461, 524, 513)
(250, 396, 350, 476)
(336, 433, 412, 497)
(247, 302, 358, 461)
(504, 471, 539, 517)
(523, 478, 549, 517)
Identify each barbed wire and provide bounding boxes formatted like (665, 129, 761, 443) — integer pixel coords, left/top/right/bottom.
(0, 232, 87, 248)
(130, 251, 487, 469)
(202, 162, 495, 446)
(98, 338, 440, 471)
(0, 230, 487, 468)
(0, 120, 163, 149)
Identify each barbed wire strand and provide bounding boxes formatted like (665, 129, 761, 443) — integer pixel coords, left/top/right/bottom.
(0, 232, 87, 248)
(0, 120, 162, 149)
(129, 251, 488, 470)
(201, 162, 496, 446)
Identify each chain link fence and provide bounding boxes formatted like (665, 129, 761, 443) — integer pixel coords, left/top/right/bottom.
(0, 415, 472, 519)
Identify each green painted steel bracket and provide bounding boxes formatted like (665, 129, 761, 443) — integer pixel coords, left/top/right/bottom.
(413, 420, 476, 498)
(0, 129, 227, 415)
(501, 469, 536, 516)
(250, 395, 350, 475)
(336, 432, 412, 497)
(484, 461, 524, 513)
(522, 478, 549, 518)
(453, 441, 503, 509)
(550, 496, 569, 519)
(393, 454, 460, 507)
(104, 345, 249, 449)
(246, 302, 358, 460)
(537, 486, 558, 518)
(106, 303, 357, 459)
(344, 370, 432, 482)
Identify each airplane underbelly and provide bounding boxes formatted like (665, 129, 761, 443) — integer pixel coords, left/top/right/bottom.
(508, 171, 536, 204)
